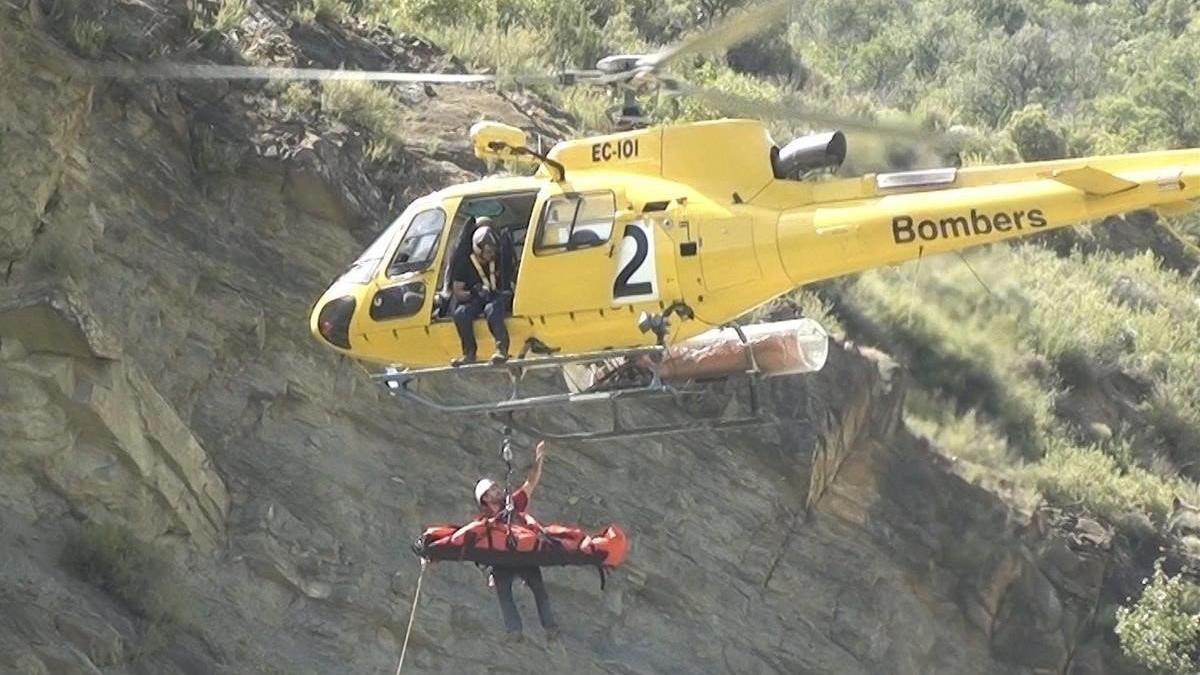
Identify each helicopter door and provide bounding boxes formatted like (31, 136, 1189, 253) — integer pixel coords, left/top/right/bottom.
(359, 205, 452, 363)
(513, 190, 627, 316)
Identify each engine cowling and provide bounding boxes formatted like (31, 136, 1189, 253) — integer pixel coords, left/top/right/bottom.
(771, 130, 847, 179)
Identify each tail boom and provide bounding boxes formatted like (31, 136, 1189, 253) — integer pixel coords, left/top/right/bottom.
(778, 159, 1200, 285)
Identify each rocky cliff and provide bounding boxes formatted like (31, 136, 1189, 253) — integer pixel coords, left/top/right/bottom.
(0, 3, 1181, 674)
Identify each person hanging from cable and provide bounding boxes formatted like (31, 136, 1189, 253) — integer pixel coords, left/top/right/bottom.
(413, 432, 628, 645)
(450, 217, 511, 366)
(471, 439, 559, 642)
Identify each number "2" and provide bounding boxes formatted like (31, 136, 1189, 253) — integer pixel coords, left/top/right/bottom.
(613, 224, 654, 300)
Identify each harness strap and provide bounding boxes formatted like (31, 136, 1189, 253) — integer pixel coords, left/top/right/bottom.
(470, 253, 498, 292)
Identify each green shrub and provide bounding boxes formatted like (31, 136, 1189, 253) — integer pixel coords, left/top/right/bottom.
(556, 86, 615, 133)
(280, 83, 317, 116)
(377, 0, 497, 27)
(1006, 103, 1067, 161)
(319, 79, 406, 159)
(906, 390, 1015, 471)
(193, 0, 250, 35)
(833, 239, 1200, 527)
(1115, 558, 1200, 673)
(68, 18, 107, 58)
(1015, 247, 1200, 467)
(314, 0, 350, 20)
(413, 22, 550, 85)
(1028, 442, 1181, 525)
(215, 0, 250, 32)
(364, 137, 399, 163)
(320, 80, 401, 141)
(295, 0, 350, 23)
(62, 521, 191, 631)
(545, 0, 607, 68)
(838, 260, 1053, 456)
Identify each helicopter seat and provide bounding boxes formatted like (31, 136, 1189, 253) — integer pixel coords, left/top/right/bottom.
(568, 229, 603, 247)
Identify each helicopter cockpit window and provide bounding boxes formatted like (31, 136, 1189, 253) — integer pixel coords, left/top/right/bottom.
(387, 208, 446, 277)
(337, 217, 406, 285)
(533, 191, 615, 253)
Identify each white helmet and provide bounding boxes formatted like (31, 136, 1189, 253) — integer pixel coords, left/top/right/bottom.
(472, 219, 498, 253)
(474, 478, 495, 506)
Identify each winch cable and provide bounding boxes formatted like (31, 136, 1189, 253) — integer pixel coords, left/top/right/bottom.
(500, 423, 520, 550)
(392, 558, 427, 675)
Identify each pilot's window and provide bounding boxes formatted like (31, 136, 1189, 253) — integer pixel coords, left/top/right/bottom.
(337, 218, 406, 284)
(387, 208, 445, 276)
(533, 191, 615, 253)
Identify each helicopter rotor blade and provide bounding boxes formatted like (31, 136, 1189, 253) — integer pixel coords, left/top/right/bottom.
(89, 61, 610, 89)
(671, 80, 964, 149)
(90, 61, 502, 84)
(635, 0, 793, 72)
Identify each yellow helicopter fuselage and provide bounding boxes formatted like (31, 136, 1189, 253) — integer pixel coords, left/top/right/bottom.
(309, 118, 1200, 368)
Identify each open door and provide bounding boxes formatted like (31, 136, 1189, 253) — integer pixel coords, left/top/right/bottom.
(427, 190, 539, 358)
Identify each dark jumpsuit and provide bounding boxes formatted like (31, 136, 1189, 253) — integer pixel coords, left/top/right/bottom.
(482, 486, 556, 633)
(450, 252, 510, 358)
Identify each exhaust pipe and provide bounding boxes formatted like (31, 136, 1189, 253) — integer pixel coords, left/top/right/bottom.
(772, 131, 847, 179)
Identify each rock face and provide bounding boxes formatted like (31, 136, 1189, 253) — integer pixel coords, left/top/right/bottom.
(0, 3, 1169, 674)
(0, 281, 228, 545)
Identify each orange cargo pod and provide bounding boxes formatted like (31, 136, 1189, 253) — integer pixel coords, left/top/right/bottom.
(654, 318, 830, 383)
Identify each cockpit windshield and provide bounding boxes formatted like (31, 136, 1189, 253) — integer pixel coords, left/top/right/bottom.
(336, 206, 416, 284)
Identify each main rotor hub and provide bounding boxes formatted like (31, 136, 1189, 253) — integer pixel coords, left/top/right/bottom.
(595, 54, 647, 74)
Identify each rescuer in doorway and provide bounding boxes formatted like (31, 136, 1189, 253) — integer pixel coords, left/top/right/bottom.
(474, 440, 560, 642)
(450, 217, 511, 366)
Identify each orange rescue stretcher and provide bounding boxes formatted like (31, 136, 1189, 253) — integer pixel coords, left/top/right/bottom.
(412, 513, 628, 574)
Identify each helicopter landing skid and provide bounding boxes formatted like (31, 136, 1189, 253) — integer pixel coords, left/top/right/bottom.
(497, 404, 777, 443)
(371, 344, 778, 442)
(373, 346, 674, 415)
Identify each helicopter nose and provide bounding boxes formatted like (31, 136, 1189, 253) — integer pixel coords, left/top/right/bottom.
(315, 295, 355, 349)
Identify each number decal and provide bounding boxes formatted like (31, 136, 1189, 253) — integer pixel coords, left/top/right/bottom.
(612, 221, 658, 303)
(613, 227, 650, 296)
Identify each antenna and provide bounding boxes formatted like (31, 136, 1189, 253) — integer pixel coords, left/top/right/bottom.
(955, 250, 998, 301)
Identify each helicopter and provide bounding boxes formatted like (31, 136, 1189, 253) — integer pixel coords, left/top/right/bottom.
(97, 0, 1200, 441)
